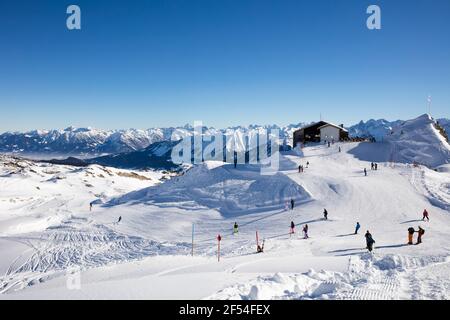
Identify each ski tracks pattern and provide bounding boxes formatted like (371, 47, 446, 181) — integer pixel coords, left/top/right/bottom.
(0, 217, 190, 294)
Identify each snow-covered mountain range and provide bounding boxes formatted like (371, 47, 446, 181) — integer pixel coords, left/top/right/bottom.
(347, 119, 404, 141)
(0, 117, 448, 156)
(0, 126, 187, 156)
(0, 124, 305, 156)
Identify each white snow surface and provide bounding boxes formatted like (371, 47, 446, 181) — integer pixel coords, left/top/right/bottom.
(0, 118, 449, 300)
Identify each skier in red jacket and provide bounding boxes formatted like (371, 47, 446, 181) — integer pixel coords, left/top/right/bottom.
(422, 209, 429, 221)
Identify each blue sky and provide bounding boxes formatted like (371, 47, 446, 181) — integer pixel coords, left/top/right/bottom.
(0, 0, 449, 132)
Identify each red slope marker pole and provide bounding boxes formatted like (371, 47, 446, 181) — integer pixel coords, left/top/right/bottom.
(256, 231, 259, 251)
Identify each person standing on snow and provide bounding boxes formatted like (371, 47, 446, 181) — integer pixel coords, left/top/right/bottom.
(416, 226, 425, 244)
(117, 216, 122, 224)
(422, 209, 430, 221)
(338, 146, 341, 153)
(290, 199, 295, 210)
(364, 168, 367, 176)
(365, 230, 375, 252)
(355, 222, 361, 234)
(290, 221, 295, 234)
(375, 163, 378, 170)
(323, 209, 328, 220)
(306, 161, 310, 168)
(303, 224, 309, 239)
(233, 222, 239, 235)
(407, 227, 415, 245)
(257, 240, 265, 253)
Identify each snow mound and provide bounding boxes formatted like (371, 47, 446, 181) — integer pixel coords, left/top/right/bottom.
(208, 254, 450, 300)
(111, 161, 312, 216)
(385, 114, 450, 168)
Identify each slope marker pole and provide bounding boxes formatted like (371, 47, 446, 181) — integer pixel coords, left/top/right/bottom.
(256, 231, 259, 250)
(217, 234, 222, 262)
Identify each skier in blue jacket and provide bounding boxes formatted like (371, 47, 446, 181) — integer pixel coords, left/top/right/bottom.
(355, 222, 361, 234)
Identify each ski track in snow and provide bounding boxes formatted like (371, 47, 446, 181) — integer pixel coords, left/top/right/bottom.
(0, 217, 190, 294)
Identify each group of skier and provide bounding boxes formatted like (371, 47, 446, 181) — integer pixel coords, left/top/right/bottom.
(298, 161, 310, 173)
(289, 221, 309, 239)
(408, 226, 425, 245)
(231, 205, 429, 254)
(370, 162, 378, 170)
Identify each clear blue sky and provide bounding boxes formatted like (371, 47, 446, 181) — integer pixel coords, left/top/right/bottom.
(1, 0, 449, 132)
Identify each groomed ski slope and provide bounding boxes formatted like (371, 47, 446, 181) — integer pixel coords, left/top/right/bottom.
(0, 136, 449, 300)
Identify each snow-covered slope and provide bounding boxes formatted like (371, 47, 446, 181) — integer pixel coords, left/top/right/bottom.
(385, 114, 450, 168)
(0, 155, 167, 236)
(1, 137, 449, 299)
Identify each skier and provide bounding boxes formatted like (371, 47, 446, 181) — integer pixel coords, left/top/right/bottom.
(117, 216, 122, 224)
(365, 230, 375, 252)
(298, 165, 302, 173)
(89, 202, 93, 212)
(233, 222, 239, 235)
(290, 221, 295, 234)
(338, 146, 341, 153)
(407, 227, 415, 245)
(290, 198, 295, 210)
(422, 209, 430, 221)
(354, 222, 361, 234)
(371, 162, 374, 170)
(303, 224, 309, 239)
(375, 163, 378, 171)
(257, 240, 265, 253)
(328, 141, 331, 148)
(364, 168, 367, 176)
(306, 161, 310, 168)
(323, 208, 328, 220)
(416, 226, 425, 244)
